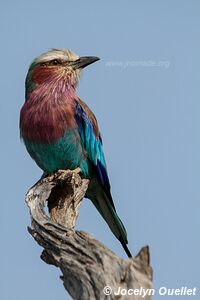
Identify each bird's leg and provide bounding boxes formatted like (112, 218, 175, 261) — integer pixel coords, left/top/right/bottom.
(72, 167, 81, 174)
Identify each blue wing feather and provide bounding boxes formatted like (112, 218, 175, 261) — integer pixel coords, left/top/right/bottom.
(75, 101, 116, 209)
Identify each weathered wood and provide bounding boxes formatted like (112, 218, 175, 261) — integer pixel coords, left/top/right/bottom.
(26, 169, 153, 300)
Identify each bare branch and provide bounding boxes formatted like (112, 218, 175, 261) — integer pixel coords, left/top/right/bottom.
(26, 169, 153, 300)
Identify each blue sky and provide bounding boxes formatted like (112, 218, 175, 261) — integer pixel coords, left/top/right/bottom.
(1, 1, 200, 299)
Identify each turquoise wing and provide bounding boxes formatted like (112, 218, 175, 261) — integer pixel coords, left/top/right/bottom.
(75, 99, 115, 208)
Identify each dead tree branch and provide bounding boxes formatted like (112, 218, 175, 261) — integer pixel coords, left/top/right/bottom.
(25, 169, 153, 300)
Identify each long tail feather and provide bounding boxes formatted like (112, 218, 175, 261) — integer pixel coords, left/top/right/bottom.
(119, 236, 132, 258)
(90, 190, 132, 258)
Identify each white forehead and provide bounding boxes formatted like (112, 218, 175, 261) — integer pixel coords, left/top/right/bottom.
(33, 48, 79, 64)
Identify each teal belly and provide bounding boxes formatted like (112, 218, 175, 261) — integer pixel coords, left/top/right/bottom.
(24, 130, 89, 177)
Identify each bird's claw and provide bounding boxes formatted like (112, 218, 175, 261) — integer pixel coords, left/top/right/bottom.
(73, 167, 81, 174)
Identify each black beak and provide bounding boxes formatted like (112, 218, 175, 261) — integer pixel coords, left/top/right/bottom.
(71, 56, 100, 69)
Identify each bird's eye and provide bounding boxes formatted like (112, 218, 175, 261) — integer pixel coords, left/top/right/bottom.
(50, 59, 61, 65)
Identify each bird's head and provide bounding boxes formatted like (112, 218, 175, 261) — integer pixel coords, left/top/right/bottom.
(25, 48, 100, 98)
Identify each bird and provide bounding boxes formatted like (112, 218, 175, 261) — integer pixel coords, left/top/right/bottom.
(20, 48, 132, 258)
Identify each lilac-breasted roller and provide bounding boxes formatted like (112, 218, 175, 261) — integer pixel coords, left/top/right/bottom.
(20, 49, 132, 257)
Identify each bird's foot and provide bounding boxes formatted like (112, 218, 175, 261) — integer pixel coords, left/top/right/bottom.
(73, 167, 81, 174)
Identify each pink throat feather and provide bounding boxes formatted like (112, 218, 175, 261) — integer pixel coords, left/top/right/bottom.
(20, 77, 77, 144)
